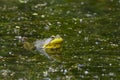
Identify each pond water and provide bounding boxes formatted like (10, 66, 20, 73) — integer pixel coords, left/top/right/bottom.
(0, 0, 120, 80)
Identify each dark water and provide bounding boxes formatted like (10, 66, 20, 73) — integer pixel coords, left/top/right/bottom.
(0, 0, 120, 80)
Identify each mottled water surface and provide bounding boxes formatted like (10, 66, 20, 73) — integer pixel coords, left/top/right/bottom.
(0, 0, 120, 80)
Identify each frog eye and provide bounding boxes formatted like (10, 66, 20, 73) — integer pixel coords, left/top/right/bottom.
(51, 35, 55, 38)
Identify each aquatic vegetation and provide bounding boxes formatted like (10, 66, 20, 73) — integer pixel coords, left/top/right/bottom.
(19, 0, 29, 4)
(0, 0, 120, 80)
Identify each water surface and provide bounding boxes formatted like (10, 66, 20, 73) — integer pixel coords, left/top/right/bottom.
(0, 0, 120, 80)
